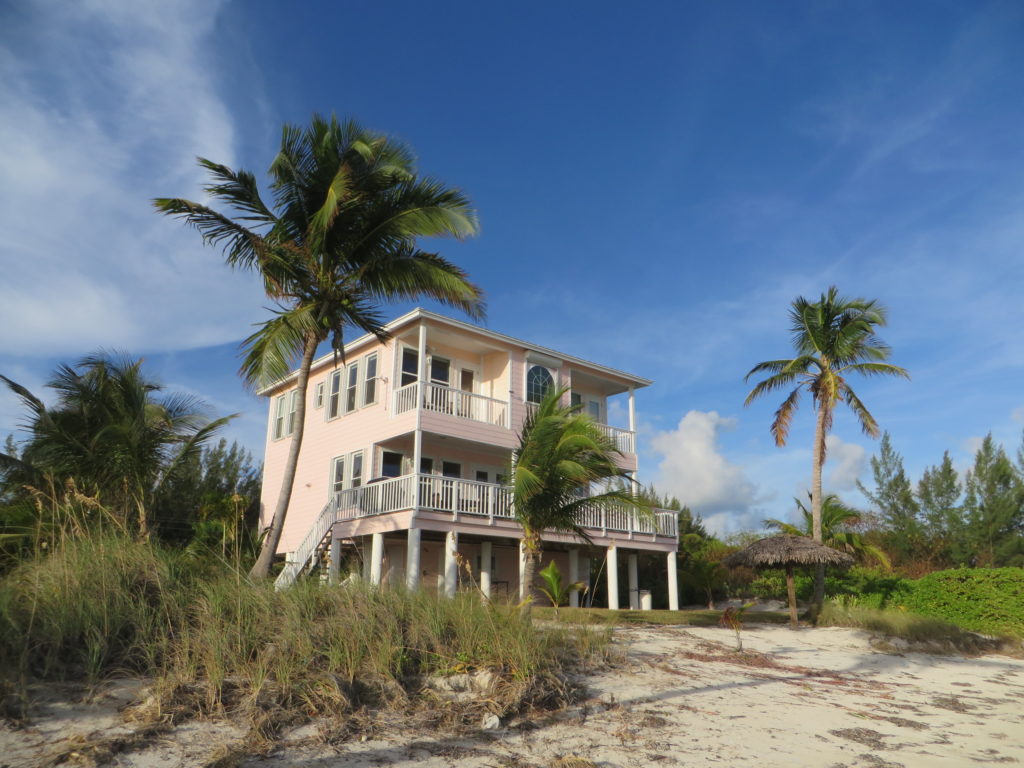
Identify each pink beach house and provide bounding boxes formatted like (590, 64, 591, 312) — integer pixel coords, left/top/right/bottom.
(260, 309, 680, 609)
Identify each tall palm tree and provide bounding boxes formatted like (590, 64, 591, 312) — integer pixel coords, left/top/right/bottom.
(745, 286, 907, 610)
(512, 387, 645, 611)
(155, 114, 484, 578)
(0, 354, 229, 538)
(764, 493, 891, 569)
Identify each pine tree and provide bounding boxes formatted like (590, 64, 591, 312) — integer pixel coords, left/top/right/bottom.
(916, 451, 963, 566)
(858, 432, 921, 562)
(963, 435, 1024, 566)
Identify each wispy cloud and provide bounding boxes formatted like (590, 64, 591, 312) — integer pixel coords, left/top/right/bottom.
(0, 0, 265, 358)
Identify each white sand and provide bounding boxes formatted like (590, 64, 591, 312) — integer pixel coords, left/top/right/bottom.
(3, 625, 1022, 767)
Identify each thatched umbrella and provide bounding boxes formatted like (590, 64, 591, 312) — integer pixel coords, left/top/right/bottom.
(723, 535, 854, 628)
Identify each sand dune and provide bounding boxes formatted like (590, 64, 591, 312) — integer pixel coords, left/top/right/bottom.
(3, 624, 1022, 767)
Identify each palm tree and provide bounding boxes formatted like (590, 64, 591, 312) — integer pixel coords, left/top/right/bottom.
(155, 114, 484, 578)
(512, 387, 644, 611)
(764, 493, 891, 568)
(745, 286, 907, 610)
(0, 354, 229, 538)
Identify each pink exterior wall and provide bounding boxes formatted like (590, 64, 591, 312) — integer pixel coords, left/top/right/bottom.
(260, 313, 647, 554)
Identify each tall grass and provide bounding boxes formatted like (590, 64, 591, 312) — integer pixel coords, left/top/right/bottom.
(0, 534, 609, 721)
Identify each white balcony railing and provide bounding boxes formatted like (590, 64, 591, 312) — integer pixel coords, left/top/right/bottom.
(595, 423, 635, 453)
(392, 382, 509, 428)
(277, 473, 678, 587)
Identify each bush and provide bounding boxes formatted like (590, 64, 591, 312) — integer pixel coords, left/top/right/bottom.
(746, 565, 912, 608)
(901, 568, 1024, 638)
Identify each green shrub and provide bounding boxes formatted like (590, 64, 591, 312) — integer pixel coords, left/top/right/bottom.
(747, 565, 911, 609)
(900, 568, 1024, 638)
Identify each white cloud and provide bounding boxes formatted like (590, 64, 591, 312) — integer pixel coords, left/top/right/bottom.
(962, 435, 985, 456)
(0, 0, 264, 358)
(649, 410, 758, 519)
(824, 434, 866, 491)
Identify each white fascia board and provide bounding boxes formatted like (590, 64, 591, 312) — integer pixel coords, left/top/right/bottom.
(257, 308, 653, 396)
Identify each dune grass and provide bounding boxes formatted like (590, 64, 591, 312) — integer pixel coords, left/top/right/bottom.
(0, 534, 611, 730)
(817, 601, 1022, 655)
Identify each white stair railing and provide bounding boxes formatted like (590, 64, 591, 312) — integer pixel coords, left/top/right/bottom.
(274, 496, 338, 590)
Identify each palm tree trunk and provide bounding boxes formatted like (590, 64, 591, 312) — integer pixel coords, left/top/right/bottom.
(810, 404, 827, 615)
(786, 564, 798, 629)
(520, 539, 540, 615)
(249, 333, 319, 579)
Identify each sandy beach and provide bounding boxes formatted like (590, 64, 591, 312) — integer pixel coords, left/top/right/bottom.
(3, 624, 1022, 768)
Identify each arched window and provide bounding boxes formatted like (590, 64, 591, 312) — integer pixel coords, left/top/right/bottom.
(526, 365, 554, 404)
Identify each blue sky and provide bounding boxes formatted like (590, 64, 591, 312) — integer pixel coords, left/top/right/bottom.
(3, 0, 1023, 533)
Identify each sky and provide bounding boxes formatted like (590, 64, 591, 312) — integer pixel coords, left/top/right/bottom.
(2, 0, 1023, 534)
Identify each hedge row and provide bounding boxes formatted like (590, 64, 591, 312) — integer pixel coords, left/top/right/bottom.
(747, 565, 1023, 638)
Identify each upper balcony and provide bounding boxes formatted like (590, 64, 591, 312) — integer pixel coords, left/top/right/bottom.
(393, 381, 510, 428)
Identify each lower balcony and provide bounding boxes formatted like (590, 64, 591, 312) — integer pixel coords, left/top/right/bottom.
(330, 473, 677, 538)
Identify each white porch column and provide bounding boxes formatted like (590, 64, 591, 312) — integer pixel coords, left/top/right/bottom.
(568, 548, 580, 608)
(628, 385, 638, 472)
(606, 544, 619, 610)
(328, 535, 342, 585)
(667, 550, 679, 611)
(369, 533, 384, 586)
(518, 540, 527, 601)
(443, 530, 459, 598)
(412, 323, 427, 512)
(406, 527, 421, 591)
(628, 553, 639, 610)
(480, 540, 493, 600)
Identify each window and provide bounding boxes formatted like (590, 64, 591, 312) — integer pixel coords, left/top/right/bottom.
(588, 400, 601, 421)
(345, 361, 360, 413)
(430, 356, 450, 385)
(420, 457, 434, 474)
(351, 451, 363, 488)
(327, 370, 342, 419)
(526, 365, 554, 404)
(314, 382, 325, 409)
(401, 348, 418, 387)
(570, 392, 582, 409)
(332, 456, 346, 494)
(274, 397, 286, 438)
(273, 390, 298, 439)
(381, 451, 402, 478)
(363, 353, 378, 405)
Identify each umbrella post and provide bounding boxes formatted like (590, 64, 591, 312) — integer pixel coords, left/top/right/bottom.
(786, 563, 798, 629)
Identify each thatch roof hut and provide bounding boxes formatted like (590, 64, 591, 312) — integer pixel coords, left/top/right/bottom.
(724, 535, 854, 628)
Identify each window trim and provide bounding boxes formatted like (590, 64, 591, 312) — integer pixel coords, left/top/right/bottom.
(314, 381, 325, 409)
(327, 370, 342, 420)
(525, 364, 555, 404)
(363, 352, 378, 406)
(272, 390, 299, 440)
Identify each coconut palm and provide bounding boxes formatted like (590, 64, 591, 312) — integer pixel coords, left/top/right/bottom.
(0, 354, 230, 539)
(764, 493, 891, 569)
(155, 114, 484, 578)
(512, 387, 645, 611)
(745, 286, 907, 610)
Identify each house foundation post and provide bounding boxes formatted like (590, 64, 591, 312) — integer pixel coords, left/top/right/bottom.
(606, 544, 619, 610)
(628, 553, 639, 610)
(518, 540, 527, 601)
(480, 540, 493, 600)
(667, 550, 679, 611)
(406, 527, 421, 591)
(369, 533, 384, 586)
(568, 548, 580, 608)
(443, 530, 459, 598)
(328, 535, 342, 585)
